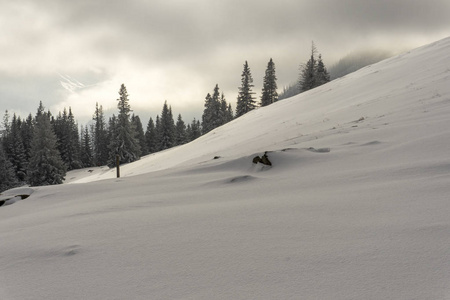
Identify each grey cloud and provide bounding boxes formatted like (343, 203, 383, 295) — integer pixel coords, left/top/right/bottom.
(1, 0, 450, 124)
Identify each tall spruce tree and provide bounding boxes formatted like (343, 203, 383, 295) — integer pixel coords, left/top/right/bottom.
(80, 125, 94, 168)
(300, 42, 318, 92)
(235, 61, 256, 117)
(131, 114, 148, 156)
(154, 115, 162, 151)
(175, 114, 187, 145)
(27, 107, 66, 186)
(4, 114, 28, 182)
(53, 108, 82, 170)
(315, 54, 330, 86)
(299, 42, 330, 92)
(108, 84, 141, 167)
(107, 114, 118, 153)
(202, 84, 224, 134)
(20, 114, 34, 161)
(158, 101, 175, 150)
(201, 93, 213, 134)
(66, 108, 82, 169)
(2, 110, 10, 137)
(219, 92, 233, 125)
(260, 58, 278, 106)
(145, 117, 158, 153)
(92, 102, 109, 166)
(191, 118, 202, 140)
(0, 139, 19, 193)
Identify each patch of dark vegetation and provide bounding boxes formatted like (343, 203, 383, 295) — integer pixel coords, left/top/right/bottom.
(252, 152, 272, 166)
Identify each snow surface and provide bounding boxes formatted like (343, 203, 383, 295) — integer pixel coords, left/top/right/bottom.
(1, 37, 450, 300)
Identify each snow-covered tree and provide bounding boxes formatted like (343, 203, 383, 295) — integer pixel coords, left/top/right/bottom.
(236, 61, 257, 117)
(260, 58, 278, 106)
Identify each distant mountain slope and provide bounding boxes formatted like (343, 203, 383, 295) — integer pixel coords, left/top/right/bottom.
(278, 49, 393, 100)
(328, 49, 393, 80)
(70, 36, 450, 182)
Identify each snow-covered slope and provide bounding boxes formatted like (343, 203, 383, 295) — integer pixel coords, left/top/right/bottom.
(1, 37, 450, 300)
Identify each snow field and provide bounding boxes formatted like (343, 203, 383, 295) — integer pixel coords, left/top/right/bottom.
(1, 37, 450, 299)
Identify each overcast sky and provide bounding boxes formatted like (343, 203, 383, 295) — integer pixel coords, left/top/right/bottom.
(1, 0, 450, 126)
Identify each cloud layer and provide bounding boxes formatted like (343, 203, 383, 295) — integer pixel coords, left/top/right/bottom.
(1, 0, 450, 124)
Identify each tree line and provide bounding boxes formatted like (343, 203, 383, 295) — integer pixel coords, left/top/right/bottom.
(1, 42, 330, 192)
(0, 85, 205, 191)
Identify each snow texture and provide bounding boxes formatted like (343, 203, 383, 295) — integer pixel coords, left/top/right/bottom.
(1, 37, 450, 300)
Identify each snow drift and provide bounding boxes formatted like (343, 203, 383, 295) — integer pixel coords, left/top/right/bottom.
(1, 37, 450, 300)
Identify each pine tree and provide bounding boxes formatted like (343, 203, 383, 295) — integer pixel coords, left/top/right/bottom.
(145, 117, 158, 153)
(185, 124, 192, 142)
(108, 84, 141, 167)
(107, 114, 118, 152)
(210, 85, 222, 128)
(66, 108, 82, 170)
(219, 93, 227, 125)
(27, 106, 66, 186)
(0, 139, 19, 193)
(92, 103, 109, 166)
(2, 110, 10, 136)
(260, 58, 278, 106)
(219, 92, 233, 125)
(202, 93, 213, 134)
(53, 108, 82, 170)
(158, 101, 175, 150)
(226, 103, 234, 122)
(300, 42, 318, 92)
(175, 114, 187, 145)
(131, 114, 148, 156)
(4, 114, 28, 182)
(80, 125, 94, 168)
(35, 101, 45, 120)
(316, 54, 330, 86)
(154, 115, 162, 151)
(190, 118, 202, 141)
(202, 84, 223, 134)
(20, 114, 34, 161)
(235, 61, 257, 117)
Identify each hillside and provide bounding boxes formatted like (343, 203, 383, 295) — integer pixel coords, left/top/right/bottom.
(1, 37, 450, 300)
